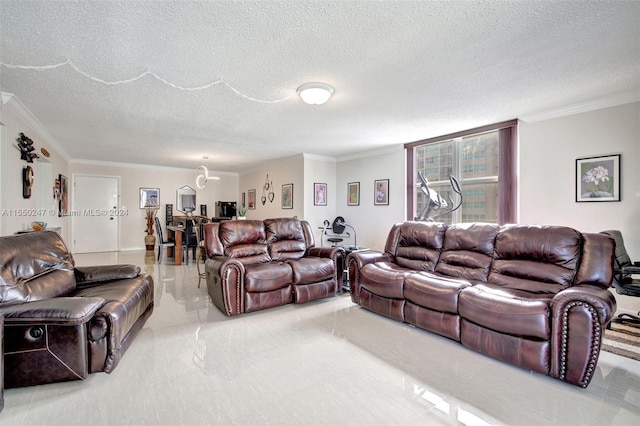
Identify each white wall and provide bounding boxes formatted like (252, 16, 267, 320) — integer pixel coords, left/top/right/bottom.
(238, 154, 305, 220)
(336, 146, 406, 251)
(0, 94, 70, 240)
(303, 154, 337, 244)
(520, 102, 640, 316)
(69, 161, 238, 250)
(520, 102, 640, 258)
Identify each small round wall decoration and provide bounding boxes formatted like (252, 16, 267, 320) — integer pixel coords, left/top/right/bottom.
(41, 147, 50, 157)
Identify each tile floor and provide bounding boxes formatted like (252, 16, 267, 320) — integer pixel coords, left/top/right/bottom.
(2, 250, 639, 425)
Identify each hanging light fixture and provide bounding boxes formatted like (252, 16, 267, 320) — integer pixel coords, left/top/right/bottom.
(196, 165, 220, 189)
(297, 82, 334, 105)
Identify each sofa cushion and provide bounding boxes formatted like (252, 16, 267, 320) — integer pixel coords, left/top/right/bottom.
(218, 221, 270, 263)
(394, 222, 446, 272)
(435, 223, 499, 281)
(265, 218, 308, 260)
(0, 231, 76, 306)
(360, 262, 411, 299)
(287, 257, 335, 285)
(488, 225, 581, 293)
(458, 284, 553, 340)
(244, 262, 293, 292)
(72, 274, 154, 343)
(404, 272, 472, 314)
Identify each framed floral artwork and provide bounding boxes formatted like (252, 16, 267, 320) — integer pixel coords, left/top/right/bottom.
(314, 183, 327, 206)
(374, 179, 389, 205)
(576, 154, 620, 202)
(282, 184, 293, 209)
(347, 182, 360, 206)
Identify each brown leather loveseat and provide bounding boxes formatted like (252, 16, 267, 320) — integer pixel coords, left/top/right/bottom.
(348, 222, 616, 388)
(0, 231, 154, 388)
(203, 218, 344, 316)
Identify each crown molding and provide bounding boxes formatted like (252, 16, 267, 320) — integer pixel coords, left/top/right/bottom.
(338, 144, 404, 163)
(520, 91, 640, 123)
(1, 92, 72, 162)
(70, 157, 238, 176)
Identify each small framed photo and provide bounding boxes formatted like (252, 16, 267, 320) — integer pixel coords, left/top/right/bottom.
(58, 174, 68, 217)
(248, 189, 256, 210)
(347, 182, 360, 206)
(314, 183, 327, 206)
(282, 184, 293, 209)
(374, 179, 389, 205)
(576, 154, 620, 202)
(140, 187, 160, 208)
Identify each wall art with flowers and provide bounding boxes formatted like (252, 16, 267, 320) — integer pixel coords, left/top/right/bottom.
(575, 154, 620, 202)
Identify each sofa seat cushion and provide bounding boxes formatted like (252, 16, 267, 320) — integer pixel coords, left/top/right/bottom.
(404, 272, 472, 314)
(244, 262, 293, 292)
(458, 284, 552, 340)
(72, 274, 154, 344)
(360, 262, 412, 299)
(287, 257, 334, 285)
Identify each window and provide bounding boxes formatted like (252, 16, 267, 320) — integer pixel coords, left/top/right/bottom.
(406, 120, 517, 225)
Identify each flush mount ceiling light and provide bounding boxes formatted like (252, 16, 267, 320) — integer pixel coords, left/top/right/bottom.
(297, 83, 334, 105)
(196, 165, 220, 189)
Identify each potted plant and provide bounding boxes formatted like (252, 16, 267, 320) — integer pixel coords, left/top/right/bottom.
(144, 207, 159, 250)
(236, 207, 247, 220)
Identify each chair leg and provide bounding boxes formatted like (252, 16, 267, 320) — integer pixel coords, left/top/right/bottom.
(612, 311, 640, 326)
(158, 245, 163, 264)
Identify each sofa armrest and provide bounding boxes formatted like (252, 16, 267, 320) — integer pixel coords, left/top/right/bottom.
(549, 285, 617, 387)
(347, 250, 394, 303)
(307, 246, 344, 259)
(551, 285, 617, 326)
(205, 257, 246, 316)
(74, 265, 141, 288)
(0, 297, 106, 325)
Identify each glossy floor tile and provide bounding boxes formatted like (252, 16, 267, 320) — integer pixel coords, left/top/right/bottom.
(2, 250, 640, 425)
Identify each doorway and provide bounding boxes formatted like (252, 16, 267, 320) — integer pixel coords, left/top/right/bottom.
(72, 175, 120, 253)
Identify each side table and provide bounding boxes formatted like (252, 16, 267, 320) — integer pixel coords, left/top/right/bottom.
(341, 246, 367, 292)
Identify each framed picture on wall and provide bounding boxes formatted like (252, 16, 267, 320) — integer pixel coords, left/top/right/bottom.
(58, 174, 68, 217)
(314, 183, 327, 206)
(140, 188, 160, 208)
(282, 184, 293, 209)
(347, 182, 360, 206)
(374, 179, 389, 205)
(575, 154, 620, 202)
(248, 189, 256, 209)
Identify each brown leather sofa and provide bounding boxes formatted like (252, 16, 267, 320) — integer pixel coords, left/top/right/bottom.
(0, 231, 154, 388)
(203, 218, 344, 316)
(347, 222, 616, 388)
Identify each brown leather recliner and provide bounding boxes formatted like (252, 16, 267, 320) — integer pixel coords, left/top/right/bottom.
(203, 218, 344, 316)
(0, 231, 154, 388)
(348, 222, 617, 388)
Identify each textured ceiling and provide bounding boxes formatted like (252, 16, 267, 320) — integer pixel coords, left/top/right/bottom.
(1, 1, 639, 172)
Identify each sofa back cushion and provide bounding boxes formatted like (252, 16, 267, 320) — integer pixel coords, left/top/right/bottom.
(219, 220, 270, 264)
(265, 218, 307, 260)
(435, 223, 499, 281)
(488, 225, 581, 293)
(0, 231, 76, 306)
(389, 222, 446, 272)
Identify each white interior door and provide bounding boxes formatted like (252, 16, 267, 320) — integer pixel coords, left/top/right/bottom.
(72, 175, 119, 253)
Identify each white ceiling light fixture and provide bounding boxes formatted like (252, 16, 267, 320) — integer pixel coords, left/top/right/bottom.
(297, 82, 334, 105)
(196, 165, 220, 189)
